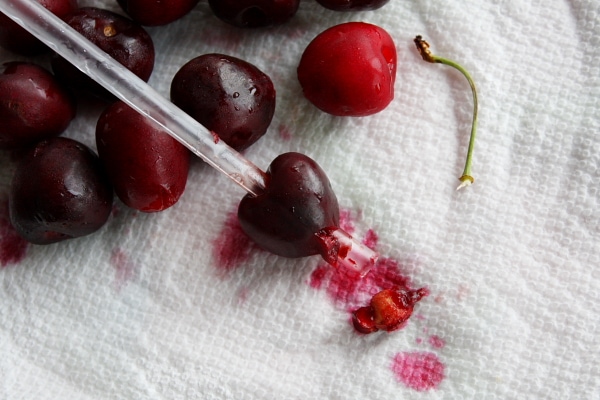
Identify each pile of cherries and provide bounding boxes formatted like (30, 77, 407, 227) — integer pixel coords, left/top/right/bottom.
(0, 0, 421, 334)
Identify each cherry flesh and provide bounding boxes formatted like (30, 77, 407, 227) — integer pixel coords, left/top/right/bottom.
(315, 0, 390, 11)
(238, 152, 339, 258)
(208, 0, 300, 28)
(171, 54, 276, 151)
(297, 22, 397, 116)
(352, 288, 427, 334)
(0, 0, 78, 56)
(0, 62, 76, 150)
(117, 0, 200, 26)
(51, 7, 155, 98)
(9, 137, 113, 245)
(96, 101, 191, 212)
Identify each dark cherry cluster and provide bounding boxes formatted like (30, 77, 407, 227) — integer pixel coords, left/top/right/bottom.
(0, 0, 396, 245)
(0, 0, 413, 334)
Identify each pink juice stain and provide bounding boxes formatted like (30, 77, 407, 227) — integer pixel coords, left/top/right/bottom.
(0, 200, 28, 267)
(111, 247, 139, 290)
(309, 211, 413, 311)
(391, 351, 445, 392)
(212, 211, 260, 274)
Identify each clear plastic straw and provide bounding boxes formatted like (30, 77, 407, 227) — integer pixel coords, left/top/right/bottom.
(0, 0, 378, 276)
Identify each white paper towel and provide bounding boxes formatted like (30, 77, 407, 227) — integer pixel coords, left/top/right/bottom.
(1, 0, 599, 398)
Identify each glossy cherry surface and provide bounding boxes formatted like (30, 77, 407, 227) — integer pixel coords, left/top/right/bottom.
(297, 22, 397, 116)
(208, 0, 300, 28)
(96, 101, 191, 212)
(51, 7, 155, 98)
(117, 0, 199, 26)
(171, 53, 276, 151)
(0, 62, 76, 150)
(9, 137, 113, 245)
(0, 0, 78, 56)
(238, 152, 339, 258)
(315, 0, 389, 11)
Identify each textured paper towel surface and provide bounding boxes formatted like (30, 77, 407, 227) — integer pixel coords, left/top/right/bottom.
(1, 0, 599, 399)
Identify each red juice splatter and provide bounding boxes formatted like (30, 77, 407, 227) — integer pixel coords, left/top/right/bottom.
(391, 351, 445, 391)
(310, 256, 414, 310)
(111, 247, 138, 290)
(429, 335, 446, 349)
(0, 200, 28, 267)
(212, 211, 260, 273)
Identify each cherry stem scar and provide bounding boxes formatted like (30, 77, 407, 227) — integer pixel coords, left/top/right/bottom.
(414, 36, 479, 190)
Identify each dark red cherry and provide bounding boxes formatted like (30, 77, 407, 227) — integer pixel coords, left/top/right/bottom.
(0, 62, 76, 150)
(96, 101, 191, 212)
(315, 0, 389, 11)
(8, 137, 113, 245)
(0, 0, 78, 56)
(51, 7, 155, 98)
(238, 152, 339, 258)
(170, 54, 276, 151)
(116, 0, 199, 26)
(208, 0, 300, 28)
(297, 22, 397, 116)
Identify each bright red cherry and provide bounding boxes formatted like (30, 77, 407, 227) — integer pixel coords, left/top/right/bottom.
(95, 101, 191, 212)
(0, 0, 78, 56)
(297, 22, 397, 116)
(0, 62, 76, 150)
(116, 0, 200, 26)
(238, 152, 339, 258)
(315, 0, 389, 11)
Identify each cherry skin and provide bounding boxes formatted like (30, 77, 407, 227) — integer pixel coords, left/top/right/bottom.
(297, 22, 397, 116)
(9, 137, 113, 245)
(315, 0, 389, 11)
(0, 0, 78, 56)
(51, 7, 155, 98)
(95, 101, 191, 212)
(171, 54, 276, 151)
(117, 0, 200, 26)
(0, 62, 76, 150)
(238, 152, 339, 258)
(208, 0, 300, 28)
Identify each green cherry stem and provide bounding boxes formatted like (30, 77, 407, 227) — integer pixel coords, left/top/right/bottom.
(414, 35, 478, 190)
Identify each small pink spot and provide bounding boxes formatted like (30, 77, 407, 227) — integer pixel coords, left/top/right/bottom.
(212, 211, 260, 274)
(278, 124, 293, 141)
(428, 335, 446, 349)
(110, 247, 138, 290)
(0, 200, 28, 267)
(391, 351, 445, 391)
(210, 130, 220, 144)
